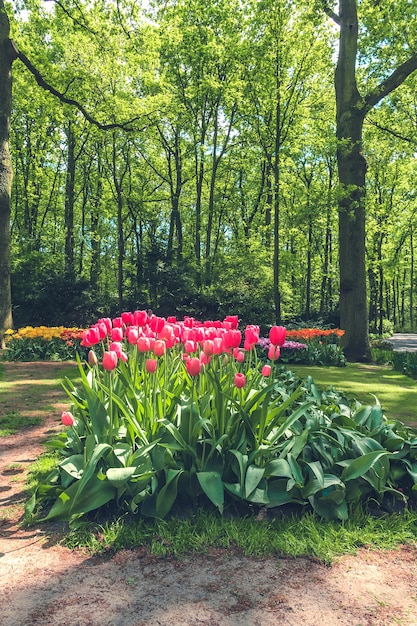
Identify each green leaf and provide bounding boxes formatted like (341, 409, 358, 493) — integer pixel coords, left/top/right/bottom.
(244, 465, 265, 498)
(340, 450, 391, 482)
(197, 471, 224, 513)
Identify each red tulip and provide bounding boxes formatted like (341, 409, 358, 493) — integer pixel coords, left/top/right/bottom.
(269, 325, 286, 346)
(234, 373, 246, 388)
(112, 316, 123, 328)
(262, 364, 271, 377)
(186, 357, 202, 376)
(61, 411, 74, 426)
(102, 351, 118, 371)
(145, 358, 157, 373)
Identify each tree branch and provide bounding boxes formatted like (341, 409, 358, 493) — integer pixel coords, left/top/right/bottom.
(364, 54, 417, 113)
(367, 118, 416, 144)
(15, 45, 150, 132)
(322, 1, 341, 25)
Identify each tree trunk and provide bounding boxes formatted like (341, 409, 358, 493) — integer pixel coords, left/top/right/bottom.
(0, 2, 17, 346)
(334, 0, 371, 361)
(64, 123, 76, 280)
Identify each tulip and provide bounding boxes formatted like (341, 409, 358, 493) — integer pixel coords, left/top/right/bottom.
(102, 351, 118, 371)
(185, 340, 197, 353)
(109, 341, 123, 356)
(112, 316, 123, 328)
(137, 336, 151, 353)
(186, 357, 202, 377)
(81, 326, 101, 347)
(133, 310, 149, 326)
(262, 364, 272, 377)
(61, 411, 74, 426)
(203, 340, 214, 356)
(224, 329, 242, 350)
(127, 328, 139, 344)
(153, 340, 166, 357)
(121, 311, 134, 326)
(111, 327, 124, 342)
(145, 358, 157, 373)
(234, 349, 245, 363)
(244, 324, 260, 346)
(87, 350, 98, 366)
(268, 345, 280, 361)
(234, 373, 246, 388)
(269, 325, 286, 346)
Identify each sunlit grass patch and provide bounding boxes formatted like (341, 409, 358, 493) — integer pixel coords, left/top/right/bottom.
(0, 412, 42, 437)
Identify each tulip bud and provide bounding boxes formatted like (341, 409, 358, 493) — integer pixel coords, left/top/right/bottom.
(234, 373, 246, 388)
(102, 351, 118, 371)
(262, 364, 271, 377)
(145, 358, 157, 373)
(61, 411, 75, 426)
(88, 350, 98, 366)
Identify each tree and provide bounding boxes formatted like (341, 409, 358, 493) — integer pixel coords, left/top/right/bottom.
(324, 0, 417, 360)
(0, 0, 17, 347)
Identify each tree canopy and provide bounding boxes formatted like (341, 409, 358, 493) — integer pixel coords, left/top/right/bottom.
(1, 0, 417, 355)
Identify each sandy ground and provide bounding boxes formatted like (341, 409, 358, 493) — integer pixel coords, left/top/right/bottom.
(1, 362, 417, 626)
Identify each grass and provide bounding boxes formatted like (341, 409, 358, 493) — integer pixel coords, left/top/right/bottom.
(63, 507, 417, 565)
(289, 363, 417, 426)
(0, 411, 42, 436)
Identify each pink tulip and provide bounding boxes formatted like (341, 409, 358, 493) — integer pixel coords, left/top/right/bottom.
(61, 411, 75, 426)
(134, 310, 149, 326)
(203, 340, 214, 356)
(186, 357, 202, 377)
(137, 336, 151, 353)
(224, 329, 242, 350)
(269, 325, 286, 346)
(234, 349, 245, 363)
(81, 326, 101, 347)
(153, 340, 166, 357)
(185, 340, 197, 353)
(102, 351, 118, 371)
(145, 358, 157, 373)
(109, 341, 123, 356)
(234, 373, 246, 388)
(127, 328, 139, 344)
(121, 311, 134, 326)
(111, 327, 124, 342)
(262, 364, 272, 377)
(268, 345, 281, 361)
(244, 325, 259, 346)
(112, 316, 123, 328)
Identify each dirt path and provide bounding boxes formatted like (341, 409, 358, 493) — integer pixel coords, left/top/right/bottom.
(1, 362, 417, 626)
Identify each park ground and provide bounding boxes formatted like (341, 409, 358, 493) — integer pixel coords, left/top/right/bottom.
(1, 362, 417, 625)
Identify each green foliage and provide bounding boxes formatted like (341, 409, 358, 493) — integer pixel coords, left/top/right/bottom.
(26, 316, 417, 527)
(392, 352, 417, 380)
(4, 336, 84, 362)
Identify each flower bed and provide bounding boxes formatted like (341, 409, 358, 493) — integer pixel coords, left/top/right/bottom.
(4, 326, 85, 361)
(27, 312, 417, 527)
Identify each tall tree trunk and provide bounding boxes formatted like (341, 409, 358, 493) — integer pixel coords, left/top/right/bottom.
(0, 3, 17, 346)
(334, 0, 370, 361)
(328, 0, 417, 360)
(64, 122, 76, 280)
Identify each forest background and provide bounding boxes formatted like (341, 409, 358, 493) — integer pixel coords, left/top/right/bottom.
(1, 0, 417, 359)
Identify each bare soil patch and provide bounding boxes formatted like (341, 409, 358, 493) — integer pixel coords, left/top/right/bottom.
(1, 362, 417, 626)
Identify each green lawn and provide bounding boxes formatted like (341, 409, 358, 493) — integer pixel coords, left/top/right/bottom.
(289, 363, 417, 426)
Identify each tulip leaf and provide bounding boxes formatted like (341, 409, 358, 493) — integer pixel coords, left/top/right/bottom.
(197, 471, 224, 513)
